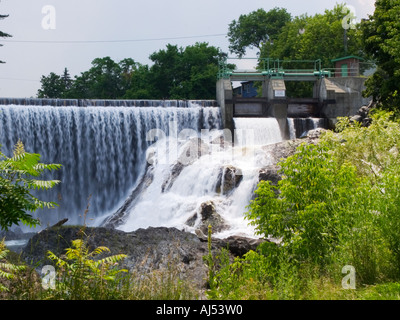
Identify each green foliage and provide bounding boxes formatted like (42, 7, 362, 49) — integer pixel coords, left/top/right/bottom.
(263, 4, 364, 65)
(37, 42, 224, 100)
(362, 0, 400, 111)
(148, 42, 224, 99)
(227, 7, 291, 57)
(246, 142, 358, 266)
(46, 237, 128, 300)
(0, 240, 25, 292)
(37, 68, 72, 98)
(0, 141, 61, 231)
(208, 111, 400, 299)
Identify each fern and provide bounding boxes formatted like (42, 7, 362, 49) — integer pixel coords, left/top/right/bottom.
(46, 237, 128, 299)
(0, 240, 25, 292)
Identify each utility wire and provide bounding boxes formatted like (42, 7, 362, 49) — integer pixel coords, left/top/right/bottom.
(0, 77, 40, 82)
(2, 33, 227, 44)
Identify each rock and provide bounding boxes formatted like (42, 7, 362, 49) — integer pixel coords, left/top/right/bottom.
(21, 226, 266, 290)
(261, 140, 307, 164)
(161, 162, 185, 193)
(350, 115, 363, 123)
(185, 201, 229, 235)
(198, 201, 228, 235)
(215, 166, 243, 195)
(300, 128, 328, 139)
(350, 101, 375, 127)
(0, 227, 36, 241)
(199, 201, 216, 221)
(214, 236, 266, 257)
(258, 166, 281, 186)
(358, 106, 370, 118)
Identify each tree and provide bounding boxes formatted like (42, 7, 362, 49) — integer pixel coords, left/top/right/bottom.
(37, 72, 65, 98)
(37, 68, 73, 98)
(264, 4, 364, 66)
(149, 42, 225, 99)
(149, 44, 182, 99)
(123, 62, 153, 99)
(172, 42, 223, 99)
(61, 67, 73, 93)
(227, 7, 291, 57)
(77, 57, 124, 99)
(259, 4, 365, 97)
(0, 13, 12, 64)
(362, 0, 400, 111)
(0, 141, 61, 231)
(37, 43, 224, 100)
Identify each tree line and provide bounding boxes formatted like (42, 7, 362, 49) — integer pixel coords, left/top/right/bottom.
(37, 43, 225, 100)
(34, 2, 400, 110)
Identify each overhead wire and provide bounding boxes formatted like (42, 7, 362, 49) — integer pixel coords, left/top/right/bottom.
(1, 33, 227, 44)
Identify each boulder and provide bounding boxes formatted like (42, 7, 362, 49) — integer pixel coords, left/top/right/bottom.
(301, 128, 328, 139)
(258, 165, 281, 185)
(215, 166, 243, 195)
(351, 101, 375, 127)
(21, 225, 266, 290)
(185, 201, 228, 235)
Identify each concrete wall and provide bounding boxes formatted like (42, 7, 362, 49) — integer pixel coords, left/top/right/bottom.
(319, 77, 372, 120)
(216, 79, 234, 132)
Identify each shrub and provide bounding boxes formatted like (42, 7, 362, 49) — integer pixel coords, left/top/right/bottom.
(0, 141, 61, 231)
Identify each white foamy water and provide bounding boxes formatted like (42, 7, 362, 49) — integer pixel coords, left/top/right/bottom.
(117, 117, 283, 238)
(234, 118, 283, 146)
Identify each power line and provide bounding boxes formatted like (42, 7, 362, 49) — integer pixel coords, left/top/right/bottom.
(0, 77, 40, 82)
(2, 33, 227, 44)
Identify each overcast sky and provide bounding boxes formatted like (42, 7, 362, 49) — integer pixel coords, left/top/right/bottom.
(0, 0, 375, 98)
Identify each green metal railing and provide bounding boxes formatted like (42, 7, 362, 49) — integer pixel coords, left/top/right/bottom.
(218, 57, 332, 80)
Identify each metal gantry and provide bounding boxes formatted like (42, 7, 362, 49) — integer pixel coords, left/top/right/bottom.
(218, 57, 332, 81)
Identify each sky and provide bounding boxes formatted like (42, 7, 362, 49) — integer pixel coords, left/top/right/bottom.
(0, 0, 376, 98)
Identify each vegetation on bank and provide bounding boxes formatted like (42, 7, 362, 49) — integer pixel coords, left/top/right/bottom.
(204, 110, 400, 300)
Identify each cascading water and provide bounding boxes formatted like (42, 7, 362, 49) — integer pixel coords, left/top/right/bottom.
(113, 117, 284, 238)
(233, 118, 283, 146)
(0, 103, 221, 229)
(287, 118, 329, 139)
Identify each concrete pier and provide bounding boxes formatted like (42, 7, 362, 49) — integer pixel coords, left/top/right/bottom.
(217, 76, 371, 138)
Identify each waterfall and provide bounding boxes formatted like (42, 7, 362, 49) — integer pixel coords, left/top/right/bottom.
(1, 100, 331, 238)
(287, 118, 329, 139)
(233, 118, 283, 146)
(115, 117, 283, 238)
(0, 103, 221, 229)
